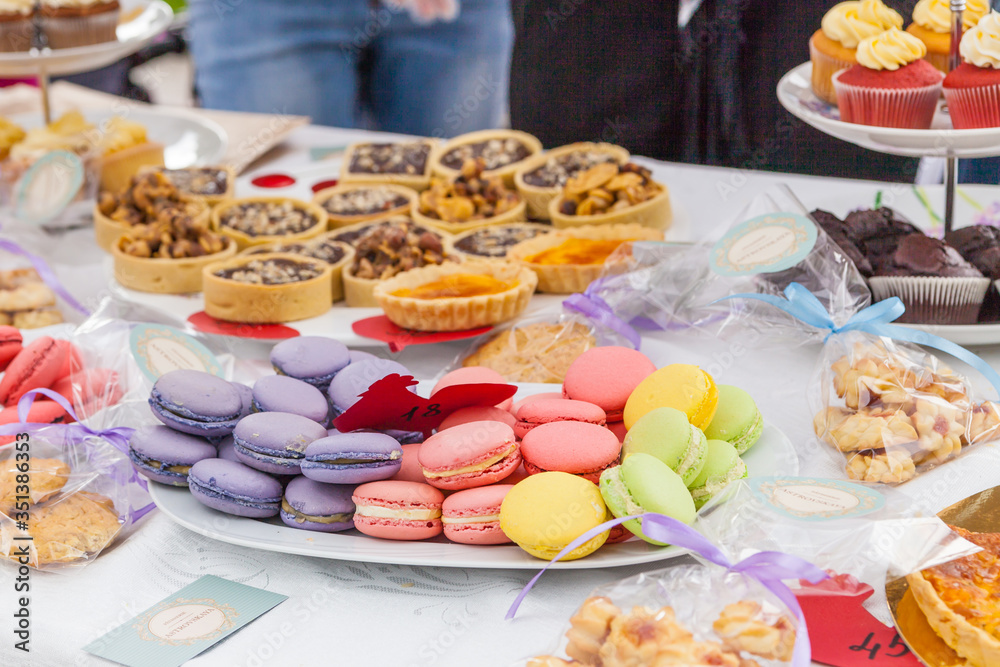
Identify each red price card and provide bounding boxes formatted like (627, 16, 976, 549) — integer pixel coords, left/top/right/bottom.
(352, 315, 492, 352)
(332, 373, 517, 437)
(796, 573, 920, 667)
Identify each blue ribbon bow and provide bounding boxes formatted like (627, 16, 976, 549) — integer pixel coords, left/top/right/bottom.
(716, 282, 1000, 398)
(507, 513, 827, 667)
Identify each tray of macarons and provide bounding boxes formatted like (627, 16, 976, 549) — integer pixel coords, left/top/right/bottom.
(777, 2, 1000, 157)
(137, 337, 797, 569)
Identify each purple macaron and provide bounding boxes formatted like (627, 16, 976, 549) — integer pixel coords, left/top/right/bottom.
(233, 382, 254, 419)
(128, 425, 218, 486)
(233, 411, 328, 475)
(280, 476, 356, 532)
(215, 435, 240, 463)
(149, 369, 243, 438)
(270, 336, 351, 390)
(251, 375, 330, 425)
(348, 350, 378, 364)
(327, 358, 413, 418)
(301, 432, 403, 484)
(188, 458, 283, 518)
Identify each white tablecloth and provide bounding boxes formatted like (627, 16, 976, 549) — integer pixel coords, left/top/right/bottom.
(5, 123, 1000, 667)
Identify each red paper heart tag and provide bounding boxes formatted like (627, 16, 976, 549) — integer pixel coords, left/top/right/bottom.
(352, 315, 492, 352)
(332, 373, 517, 437)
(188, 312, 300, 340)
(795, 572, 920, 667)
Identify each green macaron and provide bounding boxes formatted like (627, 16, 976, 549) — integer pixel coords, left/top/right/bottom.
(689, 439, 748, 510)
(599, 453, 696, 545)
(703, 385, 763, 455)
(622, 406, 707, 487)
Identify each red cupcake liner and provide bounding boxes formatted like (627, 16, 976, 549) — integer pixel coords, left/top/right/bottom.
(832, 69, 942, 129)
(944, 84, 1000, 129)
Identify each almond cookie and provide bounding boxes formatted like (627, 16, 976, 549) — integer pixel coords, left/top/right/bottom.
(846, 449, 917, 484)
(968, 401, 1000, 444)
(6, 491, 121, 566)
(0, 457, 70, 512)
(909, 398, 966, 463)
(565, 596, 620, 665)
(713, 600, 796, 662)
(825, 408, 918, 453)
(0, 269, 57, 312)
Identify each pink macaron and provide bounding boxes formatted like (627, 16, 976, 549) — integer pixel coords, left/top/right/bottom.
(352, 480, 445, 540)
(510, 391, 564, 416)
(0, 337, 68, 407)
(51, 368, 122, 418)
(433, 367, 513, 412)
(563, 346, 656, 422)
(390, 443, 427, 483)
(0, 400, 72, 444)
(418, 420, 520, 490)
(520, 421, 621, 483)
(442, 485, 514, 545)
(0, 326, 23, 372)
(438, 406, 516, 431)
(513, 398, 607, 439)
(53, 340, 84, 384)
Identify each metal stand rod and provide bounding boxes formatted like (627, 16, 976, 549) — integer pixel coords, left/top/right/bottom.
(38, 63, 51, 125)
(945, 157, 958, 234)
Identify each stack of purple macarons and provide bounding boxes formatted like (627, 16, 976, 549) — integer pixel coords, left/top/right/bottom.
(128, 336, 426, 533)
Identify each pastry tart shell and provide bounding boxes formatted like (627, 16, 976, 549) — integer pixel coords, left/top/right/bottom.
(212, 196, 328, 250)
(100, 141, 165, 196)
(374, 260, 537, 332)
(202, 252, 333, 323)
(450, 222, 554, 262)
(312, 183, 418, 229)
(412, 198, 527, 235)
(514, 142, 630, 220)
(112, 235, 237, 294)
(143, 165, 237, 206)
(906, 569, 1000, 667)
(237, 232, 355, 303)
(93, 199, 211, 253)
(339, 140, 440, 191)
(430, 129, 543, 188)
(549, 183, 673, 231)
(507, 223, 663, 294)
(342, 247, 458, 308)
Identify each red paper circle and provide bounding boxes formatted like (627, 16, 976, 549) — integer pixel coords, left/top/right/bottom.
(188, 312, 300, 339)
(251, 173, 296, 188)
(311, 179, 339, 193)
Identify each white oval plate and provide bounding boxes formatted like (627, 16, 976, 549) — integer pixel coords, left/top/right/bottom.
(0, 0, 173, 77)
(149, 389, 797, 570)
(12, 108, 227, 169)
(777, 62, 1000, 158)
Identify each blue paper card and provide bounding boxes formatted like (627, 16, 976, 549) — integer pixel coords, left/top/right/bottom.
(83, 575, 287, 667)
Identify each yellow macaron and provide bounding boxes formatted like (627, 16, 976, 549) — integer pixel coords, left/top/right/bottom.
(623, 363, 719, 430)
(499, 472, 609, 561)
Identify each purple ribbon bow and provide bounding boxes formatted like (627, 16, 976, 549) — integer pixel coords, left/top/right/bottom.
(0, 237, 91, 316)
(507, 513, 828, 667)
(563, 278, 642, 349)
(0, 388, 154, 522)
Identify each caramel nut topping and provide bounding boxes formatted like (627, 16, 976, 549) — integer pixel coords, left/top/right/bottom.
(419, 159, 521, 223)
(220, 201, 319, 237)
(559, 162, 664, 216)
(522, 151, 620, 188)
(350, 220, 450, 280)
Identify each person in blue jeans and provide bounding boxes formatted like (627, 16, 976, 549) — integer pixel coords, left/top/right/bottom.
(186, 0, 512, 137)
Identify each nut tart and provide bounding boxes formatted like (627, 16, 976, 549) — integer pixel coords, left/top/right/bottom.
(374, 260, 537, 332)
(113, 230, 237, 294)
(340, 139, 440, 190)
(414, 158, 527, 235)
(202, 253, 333, 323)
(340, 216, 455, 307)
(330, 215, 452, 247)
(549, 162, 672, 231)
(508, 223, 663, 294)
(906, 526, 1000, 667)
(94, 171, 211, 252)
(313, 183, 417, 228)
(149, 166, 236, 206)
(96, 116, 165, 195)
(431, 129, 543, 187)
(451, 223, 553, 262)
(238, 233, 355, 302)
(212, 196, 328, 250)
(514, 143, 630, 220)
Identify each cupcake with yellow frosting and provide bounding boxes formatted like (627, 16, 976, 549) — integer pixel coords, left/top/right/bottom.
(906, 0, 990, 73)
(833, 27, 944, 128)
(944, 12, 1000, 128)
(809, 0, 904, 105)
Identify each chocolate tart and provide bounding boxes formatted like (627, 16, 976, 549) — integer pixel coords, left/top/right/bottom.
(451, 223, 553, 261)
(329, 216, 452, 247)
(100, 142, 165, 195)
(93, 199, 211, 253)
(548, 164, 672, 231)
(112, 235, 237, 294)
(202, 253, 333, 323)
(340, 140, 439, 191)
(507, 223, 664, 294)
(374, 260, 536, 332)
(152, 166, 236, 206)
(238, 232, 355, 302)
(430, 130, 542, 187)
(212, 196, 328, 250)
(514, 143, 630, 220)
(312, 183, 417, 228)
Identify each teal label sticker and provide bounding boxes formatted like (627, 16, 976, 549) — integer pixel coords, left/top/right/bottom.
(711, 212, 818, 276)
(130, 324, 224, 383)
(14, 150, 84, 225)
(752, 477, 885, 521)
(83, 575, 287, 667)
